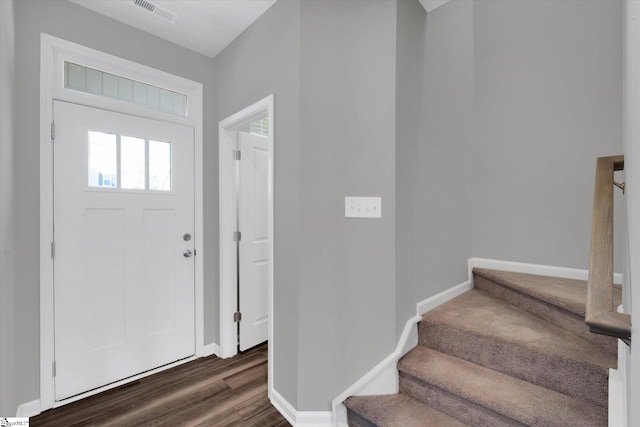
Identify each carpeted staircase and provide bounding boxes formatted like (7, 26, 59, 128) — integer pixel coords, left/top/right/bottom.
(345, 268, 620, 427)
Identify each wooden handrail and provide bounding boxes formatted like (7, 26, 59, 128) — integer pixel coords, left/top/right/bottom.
(586, 155, 631, 343)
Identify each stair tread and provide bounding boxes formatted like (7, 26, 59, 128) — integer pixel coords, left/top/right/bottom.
(346, 269, 618, 427)
(472, 268, 622, 317)
(399, 346, 607, 427)
(422, 288, 615, 370)
(420, 289, 615, 407)
(345, 393, 469, 427)
(473, 268, 619, 356)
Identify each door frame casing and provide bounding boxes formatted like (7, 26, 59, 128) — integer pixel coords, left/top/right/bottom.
(39, 34, 204, 411)
(218, 95, 274, 396)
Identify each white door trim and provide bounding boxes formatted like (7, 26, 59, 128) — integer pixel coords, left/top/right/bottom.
(218, 95, 274, 394)
(39, 34, 204, 411)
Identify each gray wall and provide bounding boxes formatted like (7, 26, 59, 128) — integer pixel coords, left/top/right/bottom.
(0, 0, 17, 416)
(2, 0, 626, 415)
(215, 0, 398, 410)
(213, 0, 301, 406)
(297, 0, 397, 410)
(395, 0, 623, 339)
(472, 0, 624, 270)
(395, 0, 474, 338)
(11, 0, 217, 408)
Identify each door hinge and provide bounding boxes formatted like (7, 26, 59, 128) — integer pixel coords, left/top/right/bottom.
(51, 121, 55, 141)
(233, 231, 241, 242)
(52, 360, 56, 377)
(233, 150, 241, 161)
(51, 242, 55, 259)
(234, 311, 242, 322)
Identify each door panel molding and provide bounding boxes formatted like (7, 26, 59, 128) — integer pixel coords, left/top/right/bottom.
(40, 34, 204, 412)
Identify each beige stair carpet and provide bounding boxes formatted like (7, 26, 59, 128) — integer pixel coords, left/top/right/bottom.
(344, 269, 617, 427)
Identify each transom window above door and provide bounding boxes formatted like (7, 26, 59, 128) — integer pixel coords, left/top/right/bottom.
(88, 130, 172, 192)
(65, 62, 188, 117)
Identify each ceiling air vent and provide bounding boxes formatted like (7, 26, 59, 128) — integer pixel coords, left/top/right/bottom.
(131, 0, 179, 24)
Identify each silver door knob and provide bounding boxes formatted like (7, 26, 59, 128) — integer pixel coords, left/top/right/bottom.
(183, 249, 193, 258)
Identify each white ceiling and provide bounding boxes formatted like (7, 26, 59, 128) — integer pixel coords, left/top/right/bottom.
(70, 0, 449, 59)
(69, 0, 278, 58)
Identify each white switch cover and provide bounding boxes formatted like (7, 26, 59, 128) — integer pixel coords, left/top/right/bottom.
(345, 196, 382, 218)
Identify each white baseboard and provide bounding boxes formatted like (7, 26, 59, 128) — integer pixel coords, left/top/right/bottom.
(469, 257, 623, 285)
(270, 388, 297, 425)
(332, 275, 473, 426)
(331, 316, 419, 425)
(16, 399, 40, 418)
(296, 411, 334, 427)
(271, 389, 333, 426)
(201, 342, 221, 358)
(353, 362, 398, 397)
(330, 257, 621, 426)
(416, 279, 472, 315)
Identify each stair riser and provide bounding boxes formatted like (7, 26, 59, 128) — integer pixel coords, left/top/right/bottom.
(400, 367, 608, 427)
(418, 322, 609, 408)
(346, 410, 377, 427)
(399, 373, 526, 427)
(473, 275, 617, 355)
(345, 394, 473, 427)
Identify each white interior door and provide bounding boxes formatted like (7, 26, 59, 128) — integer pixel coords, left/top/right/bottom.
(53, 100, 195, 400)
(238, 131, 269, 351)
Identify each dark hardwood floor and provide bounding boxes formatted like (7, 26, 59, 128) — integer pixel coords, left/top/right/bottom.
(31, 344, 290, 426)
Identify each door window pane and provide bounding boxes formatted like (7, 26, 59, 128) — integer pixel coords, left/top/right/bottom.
(149, 140, 171, 191)
(88, 131, 117, 188)
(87, 132, 172, 192)
(121, 136, 146, 190)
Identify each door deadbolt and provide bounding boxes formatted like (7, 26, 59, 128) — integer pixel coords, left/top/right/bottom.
(183, 233, 191, 241)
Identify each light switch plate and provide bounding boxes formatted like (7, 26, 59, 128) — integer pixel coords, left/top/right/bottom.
(345, 196, 382, 219)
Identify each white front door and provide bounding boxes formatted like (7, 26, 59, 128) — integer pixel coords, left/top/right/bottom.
(238, 131, 269, 351)
(53, 100, 195, 400)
